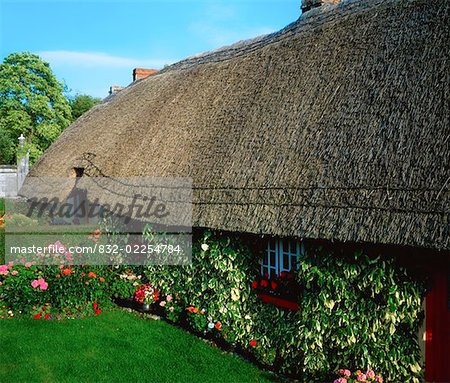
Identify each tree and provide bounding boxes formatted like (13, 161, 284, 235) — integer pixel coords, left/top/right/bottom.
(69, 94, 101, 121)
(0, 52, 72, 164)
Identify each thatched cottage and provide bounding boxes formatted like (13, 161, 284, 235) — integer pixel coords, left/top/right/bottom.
(28, 0, 449, 380)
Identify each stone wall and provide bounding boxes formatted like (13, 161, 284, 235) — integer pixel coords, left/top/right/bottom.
(0, 166, 18, 197)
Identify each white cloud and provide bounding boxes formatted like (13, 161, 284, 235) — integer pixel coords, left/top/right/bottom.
(37, 51, 174, 69)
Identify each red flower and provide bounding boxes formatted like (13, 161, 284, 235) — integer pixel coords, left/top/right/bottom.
(33, 313, 42, 319)
(249, 339, 257, 347)
(187, 306, 195, 312)
(62, 268, 72, 276)
(93, 302, 101, 316)
(81, 273, 85, 277)
(88, 272, 96, 278)
(260, 279, 268, 288)
(280, 271, 287, 279)
(271, 281, 278, 290)
(93, 229, 101, 236)
(193, 307, 199, 313)
(251, 280, 258, 289)
(215, 322, 222, 330)
(99, 277, 105, 282)
(44, 313, 51, 319)
(42, 306, 46, 311)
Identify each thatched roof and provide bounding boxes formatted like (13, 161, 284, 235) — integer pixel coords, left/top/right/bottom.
(28, 0, 450, 250)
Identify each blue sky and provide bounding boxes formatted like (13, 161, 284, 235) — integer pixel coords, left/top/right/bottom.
(0, 0, 300, 98)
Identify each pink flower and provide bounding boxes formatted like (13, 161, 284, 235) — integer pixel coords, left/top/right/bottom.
(168, 307, 174, 312)
(334, 379, 347, 383)
(11, 270, 18, 276)
(166, 295, 172, 302)
(375, 376, 383, 383)
(24, 262, 33, 268)
(133, 282, 139, 286)
(0, 265, 9, 276)
(159, 301, 166, 307)
(366, 370, 375, 378)
(344, 370, 351, 377)
(357, 374, 367, 382)
(31, 278, 48, 290)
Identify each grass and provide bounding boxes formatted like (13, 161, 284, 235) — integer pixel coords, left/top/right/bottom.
(0, 309, 273, 383)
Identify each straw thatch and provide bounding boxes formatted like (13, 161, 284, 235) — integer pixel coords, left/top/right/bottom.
(28, 0, 450, 250)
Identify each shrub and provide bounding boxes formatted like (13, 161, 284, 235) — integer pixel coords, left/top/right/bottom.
(145, 229, 426, 382)
(0, 263, 112, 316)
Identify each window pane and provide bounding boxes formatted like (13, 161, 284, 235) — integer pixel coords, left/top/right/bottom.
(291, 255, 299, 270)
(269, 267, 278, 278)
(283, 253, 290, 269)
(268, 239, 276, 251)
(283, 239, 290, 253)
(262, 252, 269, 266)
(270, 252, 276, 267)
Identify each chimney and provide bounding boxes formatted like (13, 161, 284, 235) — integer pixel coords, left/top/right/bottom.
(109, 85, 125, 95)
(301, 0, 340, 12)
(133, 68, 158, 82)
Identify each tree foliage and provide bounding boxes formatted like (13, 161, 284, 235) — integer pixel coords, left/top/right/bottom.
(0, 52, 72, 164)
(69, 94, 101, 121)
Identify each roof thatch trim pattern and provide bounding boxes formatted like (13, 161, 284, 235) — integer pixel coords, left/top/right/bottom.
(27, 0, 450, 250)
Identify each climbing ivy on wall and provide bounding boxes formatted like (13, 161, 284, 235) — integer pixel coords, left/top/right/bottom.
(145, 229, 426, 382)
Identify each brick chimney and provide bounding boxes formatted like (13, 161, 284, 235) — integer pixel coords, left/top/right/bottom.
(301, 0, 340, 12)
(133, 68, 158, 82)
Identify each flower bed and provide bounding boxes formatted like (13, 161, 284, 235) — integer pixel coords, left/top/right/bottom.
(0, 239, 147, 319)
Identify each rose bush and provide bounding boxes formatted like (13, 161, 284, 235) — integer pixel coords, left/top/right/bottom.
(0, 261, 112, 316)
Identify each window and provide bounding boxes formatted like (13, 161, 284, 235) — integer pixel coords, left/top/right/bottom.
(261, 238, 303, 278)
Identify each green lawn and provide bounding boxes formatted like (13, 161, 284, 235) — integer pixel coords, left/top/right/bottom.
(0, 309, 273, 383)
